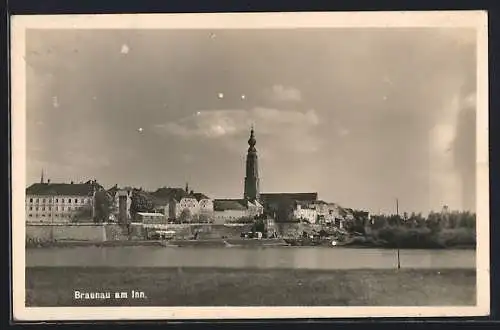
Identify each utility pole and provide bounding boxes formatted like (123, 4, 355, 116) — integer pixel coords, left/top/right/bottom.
(396, 198, 401, 270)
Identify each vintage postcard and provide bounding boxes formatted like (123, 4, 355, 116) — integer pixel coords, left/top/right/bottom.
(11, 11, 489, 321)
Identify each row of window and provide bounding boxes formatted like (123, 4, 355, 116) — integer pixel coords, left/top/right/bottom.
(28, 197, 88, 204)
(28, 214, 72, 218)
(28, 206, 82, 211)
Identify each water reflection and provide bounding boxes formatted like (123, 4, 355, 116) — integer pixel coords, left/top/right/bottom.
(26, 246, 475, 269)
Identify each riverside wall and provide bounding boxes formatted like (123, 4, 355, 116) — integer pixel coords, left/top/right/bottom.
(26, 223, 109, 242)
(26, 223, 255, 242)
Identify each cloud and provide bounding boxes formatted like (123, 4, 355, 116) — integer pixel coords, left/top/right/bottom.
(154, 107, 321, 154)
(155, 107, 318, 138)
(270, 84, 302, 102)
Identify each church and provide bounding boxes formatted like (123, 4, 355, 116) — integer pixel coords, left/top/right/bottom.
(213, 126, 328, 224)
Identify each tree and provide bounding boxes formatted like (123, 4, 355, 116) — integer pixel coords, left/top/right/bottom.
(93, 190, 113, 223)
(199, 213, 214, 223)
(252, 218, 266, 233)
(130, 190, 154, 220)
(179, 208, 192, 223)
(71, 204, 93, 223)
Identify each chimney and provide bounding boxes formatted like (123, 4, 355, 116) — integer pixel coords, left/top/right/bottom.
(47, 179, 51, 184)
(70, 181, 74, 184)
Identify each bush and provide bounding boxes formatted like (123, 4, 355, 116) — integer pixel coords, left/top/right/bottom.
(437, 228, 476, 247)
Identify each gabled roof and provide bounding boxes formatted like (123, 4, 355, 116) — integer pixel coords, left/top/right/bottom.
(151, 195, 169, 206)
(151, 187, 187, 202)
(151, 187, 211, 203)
(213, 199, 248, 211)
(260, 193, 318, 203)
(191, 192, 210, 201)
(107, 185, 119, 196)
(26, 182, 100, 196)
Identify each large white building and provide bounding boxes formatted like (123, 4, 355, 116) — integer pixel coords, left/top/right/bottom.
(293, 200, 345, 228)
(25, 179, 102, 223)
(213, 199, 264, 224)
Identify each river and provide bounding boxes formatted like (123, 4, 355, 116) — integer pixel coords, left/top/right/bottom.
(25, 246, 476, 269)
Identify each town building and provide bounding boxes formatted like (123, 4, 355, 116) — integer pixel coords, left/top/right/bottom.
(150, 184, 214, 222)
(213, 198, 264, 224)
(291, 200, 345, 227)
(260, 192, 318, 222)
(136, 212, 166, 225)
(107, 185, 133, 224)
(25, 174, 103, 223)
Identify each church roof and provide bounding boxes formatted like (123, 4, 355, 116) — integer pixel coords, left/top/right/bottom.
(260, 193, 318, 203)
(213, 199, 248, 211)
(26, 182, 99, 196)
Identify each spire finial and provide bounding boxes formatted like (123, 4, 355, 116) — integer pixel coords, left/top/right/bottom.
(41, 169, 45, 184)
(248, 125, 256, 151)
(185, 182, 189, 193)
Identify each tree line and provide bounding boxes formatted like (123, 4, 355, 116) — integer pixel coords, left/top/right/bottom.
(341, 210, 476, 249)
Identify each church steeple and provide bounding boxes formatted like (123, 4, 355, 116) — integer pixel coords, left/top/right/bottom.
(244, 125, 260, 201)
(248, 125, 256, 152)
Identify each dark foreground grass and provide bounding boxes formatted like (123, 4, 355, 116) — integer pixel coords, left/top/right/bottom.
(26, 267, 476, 306)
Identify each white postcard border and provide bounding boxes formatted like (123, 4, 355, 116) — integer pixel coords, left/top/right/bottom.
(11, 11, 489, 321)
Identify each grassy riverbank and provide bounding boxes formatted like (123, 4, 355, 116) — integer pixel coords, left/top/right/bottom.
(26, 267, 476, 306)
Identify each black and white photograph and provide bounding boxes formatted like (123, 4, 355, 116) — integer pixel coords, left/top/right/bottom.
(11, 11, 489, 320)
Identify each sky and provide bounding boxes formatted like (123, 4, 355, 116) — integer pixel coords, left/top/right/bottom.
(25, 28, 477, 214)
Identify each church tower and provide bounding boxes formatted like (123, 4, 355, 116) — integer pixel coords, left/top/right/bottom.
(244, 126, 260, 201)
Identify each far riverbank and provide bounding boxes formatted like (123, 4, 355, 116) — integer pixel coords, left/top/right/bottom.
(25, 238, 476, 250)
(26, 267, 476, 306)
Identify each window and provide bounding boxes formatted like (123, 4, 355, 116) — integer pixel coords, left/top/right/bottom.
(69, 199, 71, 203)
(29, 214, 32, 217)
(35, 207, 39, 211)
(74, 198, 78, 203)
(29, 206, 32, 211)
(35, 214, 38, 217)
(49, 207, 52, 211)
(29, 198, 33, 203)
(81, 198, 85, 203)
(42, 214, 46, 217)
(35, 198, 39, 203)
(42, 207, 45, 211)
(56, 198, 59, 203)
(61, 198, 65, 203)
(43, 198, 46, 203)
(56, 206, 58, 211)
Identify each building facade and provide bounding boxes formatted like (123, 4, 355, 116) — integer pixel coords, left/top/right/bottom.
(108, 185, 133, 224)
(25, 179, 101, 223)
(213, 199, 264, 224)
(137, 212, 166, 225)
